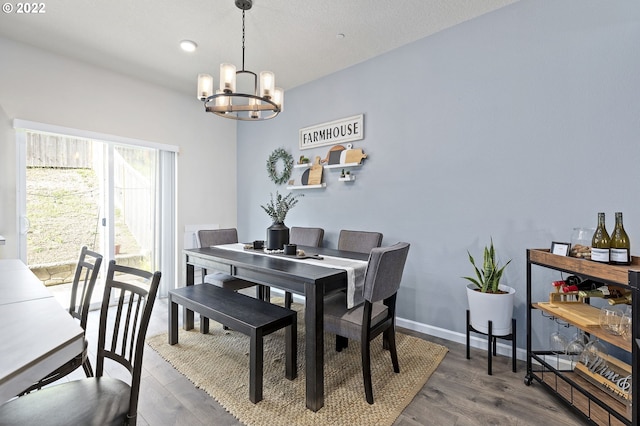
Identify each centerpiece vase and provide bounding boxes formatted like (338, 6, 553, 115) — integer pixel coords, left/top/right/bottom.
(266, 222, 289, 250)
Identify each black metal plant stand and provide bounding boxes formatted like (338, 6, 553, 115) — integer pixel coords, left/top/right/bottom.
(466, 310, 517, 375)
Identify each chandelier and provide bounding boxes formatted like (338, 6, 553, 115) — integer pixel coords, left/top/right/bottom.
(197, 0, 283, 121)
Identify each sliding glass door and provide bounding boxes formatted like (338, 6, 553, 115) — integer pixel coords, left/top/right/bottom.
(15, 120, 176, 298)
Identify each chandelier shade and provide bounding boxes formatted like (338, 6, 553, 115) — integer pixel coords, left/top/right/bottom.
(196, 0, 283, 121)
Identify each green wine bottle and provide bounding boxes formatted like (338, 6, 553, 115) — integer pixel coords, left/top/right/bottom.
(591, 212, 610, 263)
(608, 292, 632, 305)
(610, 212, 631, 265)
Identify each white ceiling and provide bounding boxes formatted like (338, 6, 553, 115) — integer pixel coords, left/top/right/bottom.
(0, 0, 518, 97)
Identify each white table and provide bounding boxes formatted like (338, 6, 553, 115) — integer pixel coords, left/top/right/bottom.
(0, 259, 84, 403)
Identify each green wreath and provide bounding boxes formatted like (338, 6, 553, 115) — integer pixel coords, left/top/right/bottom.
(266, 148, 293, 185)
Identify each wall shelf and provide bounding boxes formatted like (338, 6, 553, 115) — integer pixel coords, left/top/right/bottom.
(324, 163, 361, 169)
(286, 183, 326, 190)
(289, 159, 364, 190)
(297, 162, 362, 169)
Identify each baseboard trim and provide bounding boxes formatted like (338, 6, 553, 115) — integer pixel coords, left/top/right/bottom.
(395, 316, 528, 361)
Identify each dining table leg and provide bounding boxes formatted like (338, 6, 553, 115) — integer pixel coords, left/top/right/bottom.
(305, 281, 324, 412)
(183, 260, 195, 330)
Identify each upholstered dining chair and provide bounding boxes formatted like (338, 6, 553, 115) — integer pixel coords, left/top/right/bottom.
(19, 246, 103, 395)
(323, 242, 410, 404)
(290, 226, 324, 248)
(0, 260, 161, 426)
(338, 229, 383, 254)
(284, 226, 325, 308)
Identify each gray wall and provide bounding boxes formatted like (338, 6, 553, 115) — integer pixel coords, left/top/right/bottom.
(237, 0, 640, 349)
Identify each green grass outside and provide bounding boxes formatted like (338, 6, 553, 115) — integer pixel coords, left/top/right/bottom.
(27, 167, 140, 266)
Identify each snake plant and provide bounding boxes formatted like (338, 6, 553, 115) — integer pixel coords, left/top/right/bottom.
(463, 238, 511, 293)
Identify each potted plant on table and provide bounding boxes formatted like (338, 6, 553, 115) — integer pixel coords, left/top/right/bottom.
(463, 238, 515, 336)
(260, 191, 303, 250)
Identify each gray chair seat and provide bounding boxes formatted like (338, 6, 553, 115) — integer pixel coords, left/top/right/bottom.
(323, 291, 388, 340)
(1, 377, 130, 426)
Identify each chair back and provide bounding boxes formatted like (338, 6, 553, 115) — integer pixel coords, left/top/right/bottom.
(290, 227, 324, 247)
(363, 242, 410, 303)
(96, 260, 161, 423)
(338, 230, 383, 254)
(198, 228, 239, 247)
(69, 246, 103, 330)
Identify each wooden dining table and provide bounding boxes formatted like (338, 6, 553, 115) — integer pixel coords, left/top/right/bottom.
(182, 245, 369, 412)
(0, 259, 84, 403)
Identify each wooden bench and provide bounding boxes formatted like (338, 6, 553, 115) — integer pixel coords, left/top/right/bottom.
(168, 284, 297, 403)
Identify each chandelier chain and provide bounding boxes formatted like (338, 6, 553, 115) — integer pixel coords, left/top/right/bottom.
(241, 10, 246, 71)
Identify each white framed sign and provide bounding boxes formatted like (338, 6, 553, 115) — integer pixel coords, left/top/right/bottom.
(299, 114, 363, 150)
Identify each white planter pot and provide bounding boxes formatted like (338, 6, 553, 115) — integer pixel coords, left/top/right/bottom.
(466, 283, 515, 336)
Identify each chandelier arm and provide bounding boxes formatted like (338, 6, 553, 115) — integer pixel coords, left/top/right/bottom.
(204, 92, 280, 110)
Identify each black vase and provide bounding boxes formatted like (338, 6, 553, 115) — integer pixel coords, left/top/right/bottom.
(266, 222, 289, 250)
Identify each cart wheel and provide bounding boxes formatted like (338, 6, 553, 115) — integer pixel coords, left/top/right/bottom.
(524, 375, 533, 386)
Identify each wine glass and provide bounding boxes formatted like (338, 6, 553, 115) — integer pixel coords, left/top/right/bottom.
(599, 306, 624, 335)
(581, 336, 608, 367)
(549, 318, 568, 358)
(550, 331, 568, 355)
(565, 330, 586, 369)
(619, 309, 632, 340)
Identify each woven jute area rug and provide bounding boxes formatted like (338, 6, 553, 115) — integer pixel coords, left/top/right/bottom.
(147, 302, 448, 426)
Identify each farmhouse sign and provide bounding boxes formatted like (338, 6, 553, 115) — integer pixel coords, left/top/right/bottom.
(299, 114, 363, 150)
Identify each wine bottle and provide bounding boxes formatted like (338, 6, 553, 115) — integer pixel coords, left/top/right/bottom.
(591, 212, 610, 263)
(579, 285, 625, 299)
(610, 212, 631, 265)
(607, 292, 632, 305)
(579, 288, 611, 299)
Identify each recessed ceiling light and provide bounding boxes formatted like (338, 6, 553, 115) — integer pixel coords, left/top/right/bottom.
(336, 33, 345, 39)
(180, 40, 198, 52)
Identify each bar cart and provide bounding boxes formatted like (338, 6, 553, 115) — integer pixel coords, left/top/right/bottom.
(525, 249, 639, 425)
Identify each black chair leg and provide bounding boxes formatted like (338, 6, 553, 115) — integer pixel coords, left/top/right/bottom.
(362, 338, 374, 404)
(284, 291, 293, 309)
(387, 329, 399, 373)
(382, 329, 390, 350)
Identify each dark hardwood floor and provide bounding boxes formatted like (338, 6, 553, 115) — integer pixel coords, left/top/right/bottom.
(72, 297, 585, 426)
